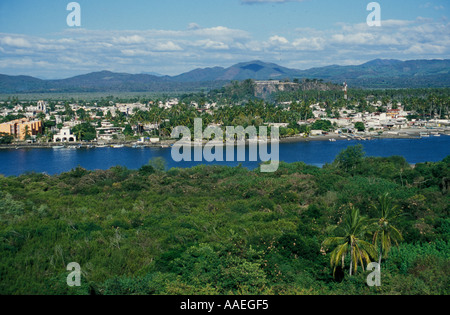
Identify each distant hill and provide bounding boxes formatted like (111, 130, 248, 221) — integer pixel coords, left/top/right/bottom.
(0, 71, 225, 94)
(1, 59, 449, 93)
(294, 59, 450, 88)
(49, 71, 169, 91)
(172, 59, 450, 88)
(172, 66, 228, 82)
(0, 74, 46, 93)
(172, 61, 301, 82)
(141, 71, 165, 77)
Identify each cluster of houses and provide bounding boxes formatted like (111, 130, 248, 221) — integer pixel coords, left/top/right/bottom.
(0, 97, 222, 143)
(0, 99, 179, 143)
(1, 97, 448, 143)
(306, 101, 447, 134)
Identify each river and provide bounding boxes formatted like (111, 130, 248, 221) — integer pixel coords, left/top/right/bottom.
(0, 136, 449, 176)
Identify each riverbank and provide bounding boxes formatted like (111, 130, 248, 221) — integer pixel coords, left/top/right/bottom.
(1, 128, 449, 149)
(280, 127, 450, 143)
(0, 140, 176, 150)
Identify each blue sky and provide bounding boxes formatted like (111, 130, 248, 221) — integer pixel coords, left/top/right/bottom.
(0, 0, 449, 78)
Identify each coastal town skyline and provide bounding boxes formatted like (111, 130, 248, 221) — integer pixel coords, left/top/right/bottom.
(0, 0, 449, 78)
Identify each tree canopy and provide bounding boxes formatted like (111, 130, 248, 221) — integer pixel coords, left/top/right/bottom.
(0, 150, 448, 295)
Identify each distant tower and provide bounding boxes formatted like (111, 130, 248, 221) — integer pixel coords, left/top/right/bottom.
(343, 82, 348, 100)
(37, 100, 47, 113)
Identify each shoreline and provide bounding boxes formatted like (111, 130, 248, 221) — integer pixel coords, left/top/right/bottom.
(1, 129, 449, 150)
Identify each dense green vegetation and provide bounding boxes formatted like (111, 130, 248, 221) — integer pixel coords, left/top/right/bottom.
(0, 132, 14, 144)
(274, 87, 450, 118)
(0, 146, 448, 295)
(72, 122, 97, 142)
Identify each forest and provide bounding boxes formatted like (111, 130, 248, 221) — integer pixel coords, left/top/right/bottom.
(0, 145, 448, 295)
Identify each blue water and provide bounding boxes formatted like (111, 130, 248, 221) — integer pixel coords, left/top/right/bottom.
(0, 136, 449, 176)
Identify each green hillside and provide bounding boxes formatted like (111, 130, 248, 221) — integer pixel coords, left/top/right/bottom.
(1, 148, 448, 295)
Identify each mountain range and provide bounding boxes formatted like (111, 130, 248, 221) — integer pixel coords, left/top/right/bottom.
(0, 59, 449, 94)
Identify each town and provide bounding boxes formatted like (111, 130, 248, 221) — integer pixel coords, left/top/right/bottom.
(0, 82, 449, 147)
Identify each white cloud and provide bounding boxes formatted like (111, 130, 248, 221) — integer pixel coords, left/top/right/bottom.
(113, 35, 146, 45)
(0, 57, 49, 68)
(0, 16, 448, 78)
(120, 49, 151, 57)
(404, 43, 447, 54)
(194, 39, 229, 50)
(0, 36, 31, 48)
(187, 23, 201, 30)
(292, 37, 325, 50)
(269, 35, 289, 45)
(153, 41, 183, 51)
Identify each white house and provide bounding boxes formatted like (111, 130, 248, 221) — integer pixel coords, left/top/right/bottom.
(310, 130, 324, 136)
(53, 127, 77, 142)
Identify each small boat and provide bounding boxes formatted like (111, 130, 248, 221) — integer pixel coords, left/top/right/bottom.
(53, 145, 65, 149)
(112, 144, 124, 148)
(329, 138, 336, 142)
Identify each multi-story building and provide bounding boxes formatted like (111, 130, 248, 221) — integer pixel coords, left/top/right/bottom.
(0, 118, 42, 141)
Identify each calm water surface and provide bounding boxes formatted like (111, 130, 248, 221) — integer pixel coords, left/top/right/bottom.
(0, 136, 449, 176)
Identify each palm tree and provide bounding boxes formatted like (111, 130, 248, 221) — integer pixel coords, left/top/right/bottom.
(371, 193, 403, 264)
(23, 125, 31, 141)
(322, 207, 378, 276)
(37, 112, 46, 123)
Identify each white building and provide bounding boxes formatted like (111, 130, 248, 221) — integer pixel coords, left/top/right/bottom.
(311, 130, 324, 136)
(53, 127, 77, 142)
(96, 121, 124, 141)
